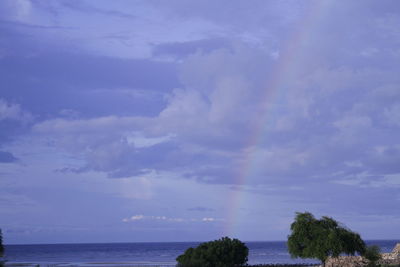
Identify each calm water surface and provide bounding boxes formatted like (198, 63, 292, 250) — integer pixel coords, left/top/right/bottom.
(4, 240, 399, 265)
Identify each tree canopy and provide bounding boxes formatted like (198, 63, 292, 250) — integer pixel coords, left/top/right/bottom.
(287, 212, 366, 265)
(0, 228, 4, 258)
(364, 245, 381, 266)
(176, 236, 248, 267)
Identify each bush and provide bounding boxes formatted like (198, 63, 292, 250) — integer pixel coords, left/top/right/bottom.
(364, 245, 381, 266)
(176, 236, 248, 267)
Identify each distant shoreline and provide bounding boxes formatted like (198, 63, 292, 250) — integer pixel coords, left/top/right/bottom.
(4, 263, 321, 267)
(3, 240, 399, 267)
(5, 239, 400, 246)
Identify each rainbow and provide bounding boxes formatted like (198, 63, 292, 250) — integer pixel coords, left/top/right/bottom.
(223, 1, 332, 237)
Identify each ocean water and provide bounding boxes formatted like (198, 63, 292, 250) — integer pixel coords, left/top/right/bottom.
(4, 240, 399, 265)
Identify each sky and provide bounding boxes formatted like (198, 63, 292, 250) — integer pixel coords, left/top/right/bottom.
(0, 0, 400, 244)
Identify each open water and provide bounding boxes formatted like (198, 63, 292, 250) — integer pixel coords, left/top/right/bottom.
(3, 240, 399, 266)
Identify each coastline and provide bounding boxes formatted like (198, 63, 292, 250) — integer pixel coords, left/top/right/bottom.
(3, 240, 399, 267)
(4, 263, 320, 267)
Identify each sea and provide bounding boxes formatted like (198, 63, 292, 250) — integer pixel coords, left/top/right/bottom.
(3, 240, 399, 266)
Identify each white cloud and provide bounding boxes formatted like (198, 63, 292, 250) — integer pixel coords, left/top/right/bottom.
(33, 116, 144, 134)
(344, 161, 363, 168)
(384, 104, 400, 126)
(123, 215, 145, 222)
(14, 0, 32, 20)
(122, 215, 183, 222)
(334, 116, 372, 130)
(3, 0, 400, 242)
(122, 215, 222, 223)
(126, 133, 174, 148)
(0, 99, 32, 122)
(332, 172, 400, 188)
(29, 36, 400, 186)
(0, 0, 32, 22)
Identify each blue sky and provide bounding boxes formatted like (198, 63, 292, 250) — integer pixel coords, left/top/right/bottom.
(1, 0, 400, 244)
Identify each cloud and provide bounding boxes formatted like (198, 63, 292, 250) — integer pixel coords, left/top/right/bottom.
(2, 1, 400, 242)
(59, 0, 137, 20)
(0, 190, 39, 213)
(0, 43, 178, 116)
(122, 215, 184, 223)
(122, 215, 222, 223)
(0, 98, 32, 122)
(31, 46, 275, 181)
(384, 104, 400, 126)
(333, 172, 400, 188)
(123, 214, 144, 222)
(152, 38, 232, 60)
(0, 151, 18, 163)
(0, 99, 33, 146)
(187, 206, 215, 212)
(31, 32, 400, 187)
(0, 0, 32, 22)
(145, 0, 306, 35)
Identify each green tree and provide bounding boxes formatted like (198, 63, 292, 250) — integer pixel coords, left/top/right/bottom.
(176, 236, 248, 267)
(0, 228, 4, 258)
(287, 212, 366, 266)
(0, 228, 4, 267)
(364, 245, 381, 267)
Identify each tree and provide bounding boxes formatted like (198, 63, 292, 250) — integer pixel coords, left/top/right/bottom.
(0, 228, 4, 258)
(176, 236, 248, 267)
(0, 228, 4, 267)
(287, 212, 366, 266)
(364, 245, 381, 267)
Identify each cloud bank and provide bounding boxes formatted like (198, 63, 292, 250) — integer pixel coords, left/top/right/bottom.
(1, 0, 400, 242)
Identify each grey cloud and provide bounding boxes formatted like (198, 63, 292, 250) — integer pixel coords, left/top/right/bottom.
(0, 19, 75, 30)
(2, 0, 400, 243)
(0, 24, 179, 118)
(0, 151, 18, 163)
(364, 146, 400, 175)
(146, 0, 306, 34)
(0, 99, 33, 147)
(290, 182, 400, 217)
(2, 0, 400, 202)
(31, 46, 275, 180)
(187, 206, 215, 212)
(152, 38, 232, 59)
(32, 29, 400, 186)
(59, 0, 137, 20)
(0, 98, 32, 122)
(54, 167, 85, 174)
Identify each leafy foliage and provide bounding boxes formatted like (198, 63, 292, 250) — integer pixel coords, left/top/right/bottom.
(364, 245, 381, 266)
(176, 236, 248, 267)
(0, 228, 4, 258)
(287, 212, 366, 265)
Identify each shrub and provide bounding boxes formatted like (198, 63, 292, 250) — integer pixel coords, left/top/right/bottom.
(364, 245, 381, 266)
(176, 236, 248, 267)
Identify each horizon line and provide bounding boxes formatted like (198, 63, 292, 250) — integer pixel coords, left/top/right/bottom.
(5, 238, 400, 246)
